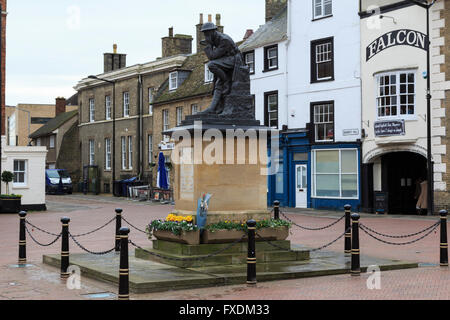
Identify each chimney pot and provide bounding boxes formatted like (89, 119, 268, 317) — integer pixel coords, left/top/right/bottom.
(208, 14, 212, 22)
(216, 14, 221, 26)
(113, 44, 117, 54)
(199, 13, 203, 24)
(169, 27, 173, 37)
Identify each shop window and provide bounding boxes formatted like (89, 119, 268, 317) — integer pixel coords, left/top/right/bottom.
(312, 149, 358, 199)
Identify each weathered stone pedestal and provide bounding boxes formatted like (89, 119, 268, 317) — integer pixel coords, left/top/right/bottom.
(166, 118, 272, 225)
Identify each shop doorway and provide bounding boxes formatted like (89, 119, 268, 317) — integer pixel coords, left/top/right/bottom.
(382, 152, 427, 214)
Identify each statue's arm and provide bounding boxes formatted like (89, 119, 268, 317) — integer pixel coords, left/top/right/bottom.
(204, 41, 229, 60)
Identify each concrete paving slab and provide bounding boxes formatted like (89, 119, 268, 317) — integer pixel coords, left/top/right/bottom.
(42, 249, 418, 293)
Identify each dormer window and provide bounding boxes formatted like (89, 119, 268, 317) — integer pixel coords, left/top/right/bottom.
(205, 64, 214, 83)
(169, 72, 178, 91)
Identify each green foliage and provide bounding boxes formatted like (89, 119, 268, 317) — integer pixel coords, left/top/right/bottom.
(0, 194, 22, 198)
(1, 171, 13, 183)
(147, 219, 198, 237)
(205, 219, 291, 233)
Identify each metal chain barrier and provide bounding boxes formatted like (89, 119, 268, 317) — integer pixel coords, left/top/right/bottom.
(69, 233, 116, 255)
(128, 233, 247, 262)
(25, 220, 60, 237)
(359, 221, 440, 239)
(280, 210, 345, 231)
(121, 216, 150, 235)
(256, 227, 351, 253)
(70, 217, 116, 238)
(359, 222, 440, 246)
(25, 225, 61, 247)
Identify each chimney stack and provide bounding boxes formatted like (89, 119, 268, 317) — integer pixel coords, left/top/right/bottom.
(161, 27, 193, 58)
(196, 13, 224, 53)
(104, 44, 127, 73)
(55, 97, 66, 116)
(243, 29, 254, 41)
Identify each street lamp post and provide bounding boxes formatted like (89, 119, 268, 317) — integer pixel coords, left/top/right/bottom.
(88, 75, 116, 193)
(407, 0, 436, 215)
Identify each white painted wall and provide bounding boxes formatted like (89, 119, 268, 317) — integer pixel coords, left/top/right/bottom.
(250, 40, 288, 128)
(1, 136, 47, 206)
(287, 0, 361, 140)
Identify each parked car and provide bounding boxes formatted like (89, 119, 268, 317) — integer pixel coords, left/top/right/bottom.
(45, 169, 73, 194)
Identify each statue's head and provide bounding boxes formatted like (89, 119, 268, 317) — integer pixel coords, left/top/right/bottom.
(201, 22, 218, 43)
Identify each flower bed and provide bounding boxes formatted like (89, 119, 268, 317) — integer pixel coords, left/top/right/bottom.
(147, 214, 200, 245)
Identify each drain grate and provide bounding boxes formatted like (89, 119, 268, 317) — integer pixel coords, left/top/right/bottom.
(418, 263, 438, 267)
(8, 264, 34, 268)
(81, 292, 116, 299)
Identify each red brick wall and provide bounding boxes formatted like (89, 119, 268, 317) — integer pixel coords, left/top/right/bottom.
(1, 0, 6, 136)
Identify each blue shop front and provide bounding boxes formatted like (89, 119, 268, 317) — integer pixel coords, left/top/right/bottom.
(268, 130, 361, 211)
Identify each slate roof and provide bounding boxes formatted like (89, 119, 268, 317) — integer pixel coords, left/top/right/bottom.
(29, 110, 78, 139)
(239, 6, 287, 53)
(153, 51, 213, 105)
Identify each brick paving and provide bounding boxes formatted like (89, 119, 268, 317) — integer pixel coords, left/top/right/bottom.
(0, 193, 448, 300)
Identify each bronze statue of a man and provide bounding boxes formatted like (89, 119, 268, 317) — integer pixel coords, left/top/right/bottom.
(199, 22, 247, 115)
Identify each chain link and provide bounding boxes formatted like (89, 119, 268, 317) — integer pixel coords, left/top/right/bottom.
(280, 211, 345, 231)
(25, 225, 61, 247)
(25, 220, 60, 237)
(69, 233, 116, 255)
(121, 216, 150, 235)
(70, 217, 116, 238)
(359, 221, 440, 239)
(359, 222, 440, 246)
(256, 227, 350, 253)
(129, 234, 246, 262)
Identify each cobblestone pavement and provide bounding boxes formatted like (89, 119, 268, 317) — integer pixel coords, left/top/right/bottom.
(0, 193, 448, 300)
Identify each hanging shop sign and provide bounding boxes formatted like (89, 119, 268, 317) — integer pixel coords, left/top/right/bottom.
(374, 120, 405, 137)
(366, 29, 428, 61)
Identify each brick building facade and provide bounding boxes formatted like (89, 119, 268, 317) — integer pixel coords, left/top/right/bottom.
(75, 45, 187, 192)
(434, 0, 450, 211)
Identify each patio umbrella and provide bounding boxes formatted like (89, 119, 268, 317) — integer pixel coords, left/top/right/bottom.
(156, 152, 168, 190)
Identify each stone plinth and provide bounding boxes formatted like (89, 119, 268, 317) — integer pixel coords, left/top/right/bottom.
(165, 122, 272, 225)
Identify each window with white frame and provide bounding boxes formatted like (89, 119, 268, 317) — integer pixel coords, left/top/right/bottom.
(89, 140, 95, 165)
(105, 95, 111, 120)
(105, 138, 111, 170)
(49, 135, 55, 149)
(264, 45, 278, 71)
(244, 51, 255, 74)
(313, 0, 332, 19)
(123, 92, 130, 117)
(312, 149, 358, 199)
(204, 64, 214, 83)
(265, 92, 278, 129)
(121, 137, 126, 169)
(176, 107, 183, 126)
(376, 71, 415, 118)
(169, 72, 178, 91)
(128, 136, 133, 169)
(191, 104, 198, 115)
(148, 87, 154, 115)
(89, 98, 95, 122)
(162, 109, 169, 131)
(313, 102, 334, 142)
(312, 38, 334, 82)
(148, 135, 153, 164)
(13, 160, 27, 186)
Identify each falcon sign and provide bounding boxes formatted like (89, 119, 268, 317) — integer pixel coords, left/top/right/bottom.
(366, 29, 428, 61)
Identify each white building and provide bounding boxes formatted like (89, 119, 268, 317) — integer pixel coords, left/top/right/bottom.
(1, 136, 47, 210)
(241, 0, 362, 210)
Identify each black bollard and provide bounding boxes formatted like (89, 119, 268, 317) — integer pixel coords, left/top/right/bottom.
(115, 208, 123, 252)
(18, 211, 27, 265)
(440, 210, 448, 267)
(118, 227, 130, 300)
(344, 204, 352, 256)
(351, 213, 360, 276)
(246, 220, 257, 286)
(273, 201, 280, 220)
(60, 217, 70, 279)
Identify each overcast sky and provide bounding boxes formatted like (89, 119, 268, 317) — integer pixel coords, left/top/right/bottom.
(5, 0, 265, 106)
